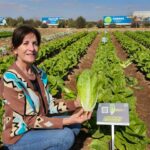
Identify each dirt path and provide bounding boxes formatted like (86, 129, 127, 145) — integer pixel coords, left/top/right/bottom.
(65, 34, 101, 150)
(65, 34, 101, 92)
(111, 33, 150, 150)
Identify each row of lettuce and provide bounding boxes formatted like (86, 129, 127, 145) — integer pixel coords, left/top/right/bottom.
(0, 31, 12, 38)
(114, 31, 150, 79)
(86, 32, 149, 150)
(41, 31, 75, 43)
(123, 31, 150, 49)
(0, 30, 150, 149)
(38, 31, 97, 95)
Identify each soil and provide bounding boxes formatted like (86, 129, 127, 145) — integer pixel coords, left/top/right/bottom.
(65, 34, 101, 92)
(65, 33, 150, 150)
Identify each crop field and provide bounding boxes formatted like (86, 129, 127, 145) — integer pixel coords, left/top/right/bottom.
(0, 28, 150, 150)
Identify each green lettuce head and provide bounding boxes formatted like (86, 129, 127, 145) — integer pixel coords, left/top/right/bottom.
(77, 69, 100, 111)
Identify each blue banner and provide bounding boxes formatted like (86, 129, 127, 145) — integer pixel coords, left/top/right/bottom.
(103, 16, 132, 25)
(42, 17, 63, 25)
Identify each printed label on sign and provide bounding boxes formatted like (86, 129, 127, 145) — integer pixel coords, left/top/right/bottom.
(97, 103, 129, 126)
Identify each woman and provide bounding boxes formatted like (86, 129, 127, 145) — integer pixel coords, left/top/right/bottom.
(0, 25, 92, 150)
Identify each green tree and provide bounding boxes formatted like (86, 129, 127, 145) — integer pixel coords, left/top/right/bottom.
(6, 17, 17, 27)
(75, 16, 86, 28)
(24, 19, 42, 27)
(34, 20, 42, 27)
(40, 23, 49, 28)
(5, 17, 42, 27)
(86, 21, 95, 28)
(96, 20, 104, 28)
(16, 16, 24, 26)
(58, 20, 66, 28)
(67, 18, 76, 28)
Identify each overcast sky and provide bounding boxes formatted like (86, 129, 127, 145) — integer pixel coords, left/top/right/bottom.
(0, 0, 150, 21)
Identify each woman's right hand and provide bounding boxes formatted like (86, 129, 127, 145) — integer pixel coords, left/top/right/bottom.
(62, 108, 92, 126)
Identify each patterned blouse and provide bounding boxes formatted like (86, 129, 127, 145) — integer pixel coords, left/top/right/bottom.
(0, 63, 76, 144)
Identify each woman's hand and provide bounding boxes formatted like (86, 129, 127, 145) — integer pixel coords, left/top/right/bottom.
(62, 108, 92, 126)
(74, 98, 81, 108)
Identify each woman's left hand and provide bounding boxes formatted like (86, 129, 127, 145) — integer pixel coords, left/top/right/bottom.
(74, 98, 81, 108)
(62, 108, 93, 125)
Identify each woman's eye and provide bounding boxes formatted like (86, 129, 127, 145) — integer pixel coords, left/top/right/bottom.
(34, 42, 38, 46)
(23, 42, 28, 45)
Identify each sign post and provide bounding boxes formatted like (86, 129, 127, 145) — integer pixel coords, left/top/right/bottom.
(97, 103, 129, 150)
(111, 124, 114, 150)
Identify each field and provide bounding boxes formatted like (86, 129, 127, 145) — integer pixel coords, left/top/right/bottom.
(1, 27, 150, 150)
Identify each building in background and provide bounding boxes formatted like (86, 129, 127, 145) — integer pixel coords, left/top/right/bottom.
(0, 17, 7, 26)
(132, 11, 150, 20)
(132, 11, 150, 27)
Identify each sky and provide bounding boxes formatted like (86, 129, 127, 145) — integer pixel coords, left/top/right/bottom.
(0, 0, 150, 21)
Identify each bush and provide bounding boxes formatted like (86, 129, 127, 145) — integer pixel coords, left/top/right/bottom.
(96, 21, 104, 28)
(86, 22, 95, 28)
(41, 23, 49, 28)
(131, 22, 140, 28)
(143, 22, 150, 28)
(75, 16, 86, 28)
(109, 23, 116, 28)
(58, 20, 66, 28)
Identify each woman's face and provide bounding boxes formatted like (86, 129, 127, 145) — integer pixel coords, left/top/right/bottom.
(14, 33, 39, 65)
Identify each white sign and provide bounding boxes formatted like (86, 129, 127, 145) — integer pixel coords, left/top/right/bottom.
(97, 103, 129, 125)
(101, 37, 108, 44)
(97, 103, 129, 150)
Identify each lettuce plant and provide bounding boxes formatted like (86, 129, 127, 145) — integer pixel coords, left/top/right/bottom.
(77, 69, 99, 111)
